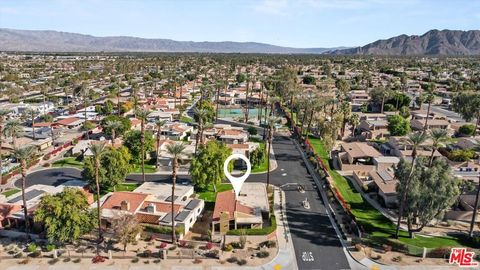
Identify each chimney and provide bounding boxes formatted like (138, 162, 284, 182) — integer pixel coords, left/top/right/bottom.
(146, 203, 155, 213)
(120, 200, 130, 211)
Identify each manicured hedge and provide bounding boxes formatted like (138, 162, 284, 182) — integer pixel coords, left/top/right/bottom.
(142, 224, 184, 235)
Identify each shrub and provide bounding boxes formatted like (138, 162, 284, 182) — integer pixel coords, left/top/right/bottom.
(237, 259, 247, 266)
(131, 257, 139, 263)
(159, 242, 167, 249)
(27, 243, 37, 253)
(459, 124, 476, 136)
(178, 240, 185, 247)
(354, 244, 363, 252)
(428, 247, 451, 258)
(392, 255, 402, 262)
(73, 258, 81, 263)
(205, 242, 213, 250)
(224, 244, 233, 252)
(143, 250, 152, 258)
(259, 240, 276, 248)
(14, 252, 24, 258)
(257, 251, 269, 258)
(144, 260, 150, 264)
(205, 249, 219, 259)
(230, 242, 242, 249)
(226, 256, 238, 263)
(48, 258, 59, 265)
(193, 258, 202, 264)
(30, 250, 42, 258)
(63, 257, 71, 262)
(45, 243, 56, 252)
(92, 255, 105, 264)
(168, 245, 177, 251)
(153, 259, 161, 264)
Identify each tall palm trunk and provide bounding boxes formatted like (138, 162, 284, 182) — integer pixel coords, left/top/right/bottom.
(381, 95, 385, 114)
(245, 80, 250, 123)
(469, 175, 480, 237)
(395, 150, 417, 238)
(95, 158, 102, 253)
(141, 120, 146, 182)
(31, 115, 36, 140)
(266, 128, 272, 189)
(0, 122, 3, 185)
(259, 84, 264, 122)
(111, 129, 116, 145)
(20, 160, 30, 235)
(171, 159, 177, 243)
(424, 101, 432, 131)
(195, 120, 202, 154)
(117, 92, 121, 116)
(306, 109, 315, 138)
(156, 127, 161, 168)
(215, 86, 220, 122)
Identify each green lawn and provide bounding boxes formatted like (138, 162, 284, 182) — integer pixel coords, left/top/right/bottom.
(131, 161, 157, 173)
(308, 136, 464, 249)
(52, 157, 84, 169)
(1, 188, 20, 197)
(180, 116, 194, 124)
(196, 183, 233, 202)
(251, 143, 269, 173)
(107, 182, 141, 193)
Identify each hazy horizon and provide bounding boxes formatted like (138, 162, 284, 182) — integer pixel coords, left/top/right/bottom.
(1, 0, 479, 48)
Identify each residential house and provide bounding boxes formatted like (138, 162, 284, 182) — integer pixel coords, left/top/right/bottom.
(211, 183, 269, 234)
(338, 142, 381, 171)
(56, 117, 84, 129)
(100, 182, 204, 235)
(357, 119, 389, 139)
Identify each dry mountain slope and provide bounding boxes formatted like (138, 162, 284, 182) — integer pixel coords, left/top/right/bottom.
(0, 28, 337, 54)
(332, 29, 480, 55)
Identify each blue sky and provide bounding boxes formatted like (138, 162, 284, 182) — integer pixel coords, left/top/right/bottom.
(1, 0, 479, 48)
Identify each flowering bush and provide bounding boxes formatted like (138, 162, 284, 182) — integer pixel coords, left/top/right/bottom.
(91, 255, 105, 264)
(159, 242, 167, 249)
(206, 242, 213, 250)
(179, 240, 187, 247)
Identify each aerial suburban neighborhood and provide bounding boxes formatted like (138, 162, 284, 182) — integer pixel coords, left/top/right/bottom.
(1, 1, 480, 270)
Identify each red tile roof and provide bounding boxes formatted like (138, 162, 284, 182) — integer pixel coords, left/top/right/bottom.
(212, 190, 253, 221)
(0, 203, 22, 222)
(140, 201, 182, 214)
(56, 117, 81, 126)
(101, 192, 149, 213)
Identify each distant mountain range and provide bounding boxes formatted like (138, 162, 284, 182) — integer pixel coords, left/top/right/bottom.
(0, 28, 479, 55)
(0, 28, 343, 54)
(331, 29, 480, 55)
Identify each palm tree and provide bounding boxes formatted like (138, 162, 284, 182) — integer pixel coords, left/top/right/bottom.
(266, 116, 280, 190)
(4, 119, 23, 148)
(136, 109, 149, 182)
(428, 128, 448, 167)
(194, 108, 208, 154)
(395, 131, 429, 238)
(12, 145, 36, 235)
(0, 109, 10, 184)
(24, 108, 37, 140)
(166, 142, 186, 243)
(349, 113, 360, 137)
(423, 88, 435, 131)
(339, 101, 352, 137)
(89, 142, 107, 252)
(155, 119, 166, 168)
(81, 86, 91, 140)
(104, 120, 122, 145)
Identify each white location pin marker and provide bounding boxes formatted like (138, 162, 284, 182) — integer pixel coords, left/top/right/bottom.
(224, 153, 251, 199)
